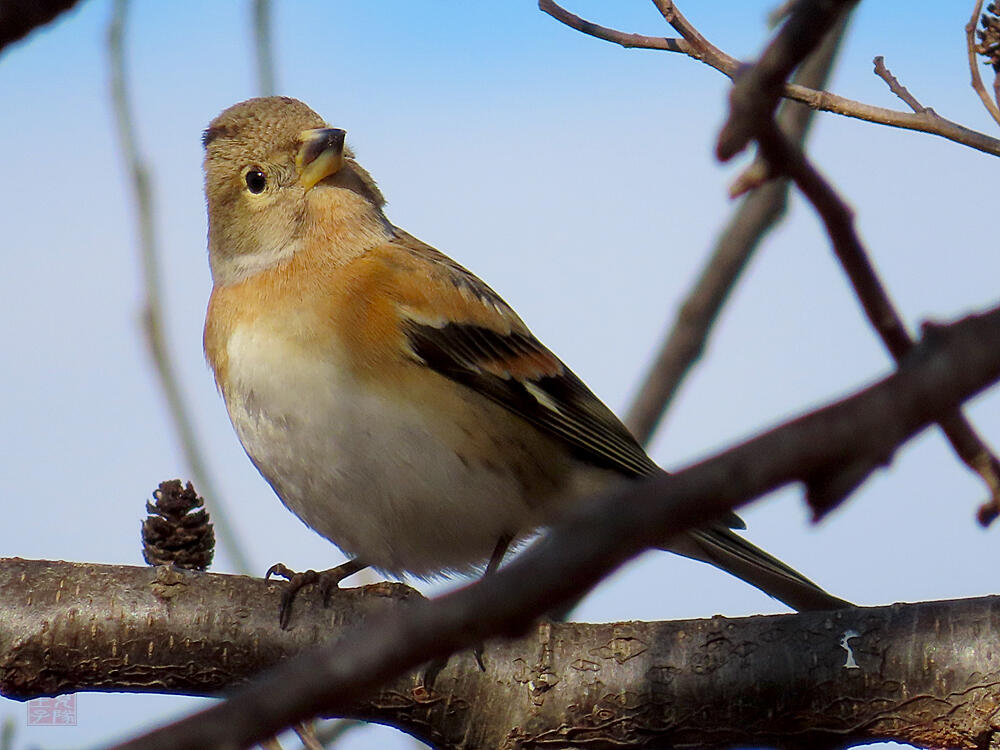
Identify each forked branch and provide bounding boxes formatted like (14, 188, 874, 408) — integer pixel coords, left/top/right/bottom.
(714, 0, 1000, 520)
(540, 0, 1000, 157)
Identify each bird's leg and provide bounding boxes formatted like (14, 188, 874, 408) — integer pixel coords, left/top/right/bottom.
(265, 558, 369, 629)
(472, 534, 514, 670)
(422, 533, 514, 691)
(485, 533, 513, 577)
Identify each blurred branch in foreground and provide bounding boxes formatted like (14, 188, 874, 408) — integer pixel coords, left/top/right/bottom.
(252, 0, 276, 96)
(107, 0, 253, 575)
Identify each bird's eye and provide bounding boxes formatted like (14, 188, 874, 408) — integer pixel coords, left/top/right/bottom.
(244, 169, 267, 194)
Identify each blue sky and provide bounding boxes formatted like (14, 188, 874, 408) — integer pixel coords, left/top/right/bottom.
(2, 2, 998, 748)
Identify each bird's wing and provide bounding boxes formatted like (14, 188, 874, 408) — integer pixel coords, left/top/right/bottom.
(384, 230, 660, 478)
(376, 233, 856, 612)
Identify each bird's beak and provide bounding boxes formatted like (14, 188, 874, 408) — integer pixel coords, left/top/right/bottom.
(296, 128, 347, 191)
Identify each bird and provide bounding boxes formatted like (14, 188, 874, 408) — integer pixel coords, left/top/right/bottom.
(202, 96, 848, 618)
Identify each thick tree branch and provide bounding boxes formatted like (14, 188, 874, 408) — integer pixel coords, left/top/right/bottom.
(98, 303, 1000, 750)
(0, 561, 421, 701)
(4, 559, 1000, 749)
(539, 1, 1000, 158)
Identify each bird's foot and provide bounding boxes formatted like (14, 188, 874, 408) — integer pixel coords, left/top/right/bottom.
(419, 644, 487, 697)
(265, 558, 368, 629)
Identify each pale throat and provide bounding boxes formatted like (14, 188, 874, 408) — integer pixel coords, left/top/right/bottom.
(210, 189, 393, 286)
(302, 187, 394, 263)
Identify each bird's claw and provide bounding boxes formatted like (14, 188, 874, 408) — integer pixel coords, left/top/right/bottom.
(265, 559, 368, 629)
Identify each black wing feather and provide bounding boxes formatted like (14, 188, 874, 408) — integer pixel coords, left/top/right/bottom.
(404, 320, 659, 478)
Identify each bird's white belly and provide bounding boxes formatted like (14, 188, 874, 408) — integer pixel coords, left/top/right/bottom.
(222, 325, 534, 575)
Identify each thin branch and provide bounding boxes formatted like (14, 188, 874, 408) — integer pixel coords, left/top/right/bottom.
(872, 55, 925, 113)
(109, 302, 1000, 750)
(759, 122, 1000, 519)
(782, 78, 1000, 156)
(710, 0, 1000, 519)
(538, 0, 686, 52)
(649, 0, 739, 72)
(539, 1, 1000, 158)
(967, 0, 1000, 127)
(748, 141, 902, 362)
(107, 0, 254, 575)
(252, 0, 276, 96)
(624, 13, 852, 443)
(623, 189, 784, 443)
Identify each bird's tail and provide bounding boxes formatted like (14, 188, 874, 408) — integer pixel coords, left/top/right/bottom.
(666, 526, 850, 612)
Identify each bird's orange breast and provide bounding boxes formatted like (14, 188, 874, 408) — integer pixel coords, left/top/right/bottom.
(204, 243, 412, 394)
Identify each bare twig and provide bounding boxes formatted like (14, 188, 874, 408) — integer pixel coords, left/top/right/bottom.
(711, 0, 1000, 519)
(252, 0, 276, 96)
(537, 0, 686, 52)
(649, 0, 738, 72)
(713, 0, 1000, 521)
(967, 0, 1000, 127)
(746, 138, 894, 357)
(761, 122, 1000, 519)
(540, 1, 1000, 157)
(624, 14, 852, 443)
(784, 78, 1000, 155)
(109, 302, 1000, 750)
(623, 187, 783, 443)
(873, 55, 925, 113)
(107, 0, 253, 575)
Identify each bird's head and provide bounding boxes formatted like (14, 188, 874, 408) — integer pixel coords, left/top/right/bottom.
(202, 96, 388, 285)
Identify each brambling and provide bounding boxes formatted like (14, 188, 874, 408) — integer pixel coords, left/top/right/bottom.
(202, 96, 848, 613)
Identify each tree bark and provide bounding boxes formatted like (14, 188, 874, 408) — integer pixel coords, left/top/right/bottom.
(2, 558, 999, 749)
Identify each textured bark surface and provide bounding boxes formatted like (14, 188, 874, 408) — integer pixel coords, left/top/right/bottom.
(3, 558, 1000, 748)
